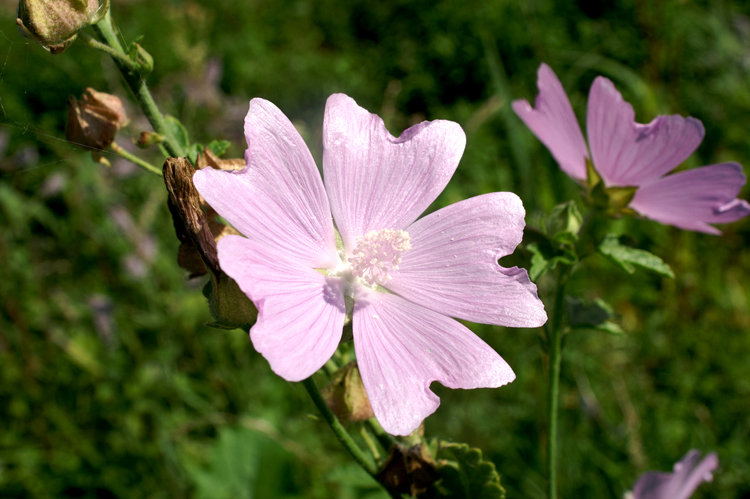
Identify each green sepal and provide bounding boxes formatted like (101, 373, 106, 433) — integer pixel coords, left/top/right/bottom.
(606, 186, 638, 213)
(431, 442, 506, 499)
(585, 157, 601, 190)
(201, 276, 258, 331)
(597, 234, 675, 278)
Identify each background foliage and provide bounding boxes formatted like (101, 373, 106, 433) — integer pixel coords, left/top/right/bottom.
(1, 0, 749, 497)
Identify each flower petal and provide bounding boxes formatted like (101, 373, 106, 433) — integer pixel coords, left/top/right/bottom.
(353, 287, 515, 436)
(217, 235, 345, 382)
(387, 193, 546, 327)
(194, 98, 339, 269)
(511, 63, 589, 181)
(586, 76, 705, 187)
(323, 93, 466, 252)
(629, 162, 750, 234)
(633, 450, 718, 499)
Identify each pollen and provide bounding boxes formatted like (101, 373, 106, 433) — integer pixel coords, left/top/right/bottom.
(348, 229, 411, 286)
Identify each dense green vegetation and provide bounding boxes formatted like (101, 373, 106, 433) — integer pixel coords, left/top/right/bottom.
(1, 0, 749, 497)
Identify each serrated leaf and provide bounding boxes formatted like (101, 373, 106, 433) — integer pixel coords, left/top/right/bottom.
(207, 139, 232, 157)
(433, 442, 505, 499)
(598, 234, 674, 278)
(164, 115, 190, 152)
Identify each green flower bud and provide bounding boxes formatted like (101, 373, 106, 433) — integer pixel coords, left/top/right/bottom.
(16, 0, 109, 54)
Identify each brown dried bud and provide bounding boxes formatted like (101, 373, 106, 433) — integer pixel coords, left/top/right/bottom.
(321, 362, 375, 423)
(66, 88, 127, 151)
(163, 157, 256, 330)
(16, 0, 109, 54)
(377, 444, 440, 497)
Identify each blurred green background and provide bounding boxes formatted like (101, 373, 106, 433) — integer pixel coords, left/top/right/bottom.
(1, 0, 749, 497)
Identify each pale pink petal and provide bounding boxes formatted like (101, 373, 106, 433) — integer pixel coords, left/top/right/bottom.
(322, 93, 466, 252)
(629, 163, 750, 234)
(352, 287, 515, 436)
(217, 235, 345, 382)
(633, 450, 718, 499)
(586, 77, 705, 187)
(511, 63, 589, 181)
(194, 98, 339, 269)
(386, 193, 546, 327)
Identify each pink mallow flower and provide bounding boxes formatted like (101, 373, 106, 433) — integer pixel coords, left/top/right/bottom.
(630, 450, 718, 499)
(193, 94, 547, 435)
(513, 63, 750, 234)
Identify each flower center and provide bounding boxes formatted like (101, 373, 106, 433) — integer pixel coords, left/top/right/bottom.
(348, 229, 411, 286)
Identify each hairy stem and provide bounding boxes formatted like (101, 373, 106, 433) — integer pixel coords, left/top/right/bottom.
(110, 142, 162, 176)
(302, 377, 378, 476)
(91, 11, 186, 158)
(547, 266, 569, 499)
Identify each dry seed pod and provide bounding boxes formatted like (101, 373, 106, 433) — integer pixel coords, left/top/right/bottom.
(66, 88, 127, 151)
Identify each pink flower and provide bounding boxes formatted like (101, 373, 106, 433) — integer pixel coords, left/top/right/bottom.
(513, 63, 750, 234)
(193, 94, 547, 435)
(632, 450, 718, 499)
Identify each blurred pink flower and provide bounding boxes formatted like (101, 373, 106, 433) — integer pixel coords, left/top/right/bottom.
(513, 63, 750, 234)
(194, 94, 547, 435)
(632, 450, 718, 499)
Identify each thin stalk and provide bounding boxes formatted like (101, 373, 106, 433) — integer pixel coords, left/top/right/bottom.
(78, 32, 138, 72)
(302, 377, 378, 476)
(359, 426, 381, 461)
(547, 267, 570, 499)
(110, 142, 162, 176)
(91, 11, 186, 158)
(366, 417, 398, 450)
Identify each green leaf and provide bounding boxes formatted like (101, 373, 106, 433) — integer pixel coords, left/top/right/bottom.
(597, 234, 674, 278)
(433, 442, 505, 499)
(186, 143, 204, 165)
(566, 296, 624, 335)
(164, 115, 190, 153)
(527, 242, 577, 281)
(207, 140, 232, 157)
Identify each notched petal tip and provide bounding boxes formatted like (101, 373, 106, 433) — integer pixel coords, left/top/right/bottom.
(513, 63, 589, 180)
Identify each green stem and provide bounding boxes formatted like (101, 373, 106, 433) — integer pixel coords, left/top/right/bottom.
(110, 142, 162, 176)
(91, 11, 186, 158)
(79, 32, 138, 72)
(359, 426, 382, 461)
(302, 377, 378, 476)
(547, 266, 569, 499)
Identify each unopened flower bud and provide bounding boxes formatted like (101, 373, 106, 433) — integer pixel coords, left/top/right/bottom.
(16, 0, 109, 54)
(132, 43, 154, 75)
(136, 131, 164, 149)
(66, 88, 127, 151)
